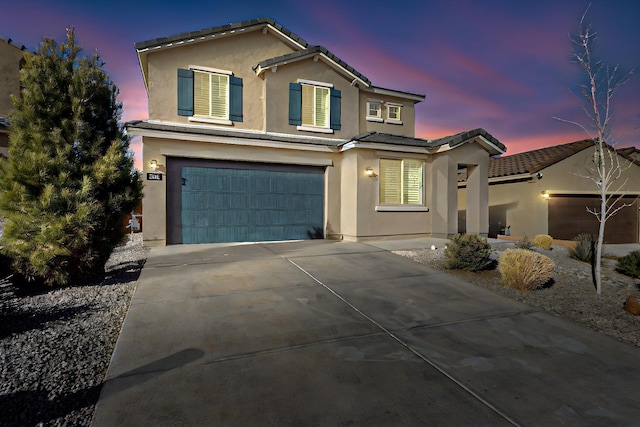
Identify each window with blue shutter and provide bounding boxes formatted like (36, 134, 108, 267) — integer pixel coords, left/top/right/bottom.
(177, 67, 242, 122)
(229, 76, 243, 122)
(177, 68, 194, 116)
(330, 88, 341, 130)
(289, 82, 302, 125)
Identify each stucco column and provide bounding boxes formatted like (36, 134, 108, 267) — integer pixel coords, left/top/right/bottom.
(431, 154, 458, 238)
(465, 161, 489, 236)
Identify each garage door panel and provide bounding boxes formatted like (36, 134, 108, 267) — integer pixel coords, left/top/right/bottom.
(548, 196, 638, 243)
(180, 165, 324, 244)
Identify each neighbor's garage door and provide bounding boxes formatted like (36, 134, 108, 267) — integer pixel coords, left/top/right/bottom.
(548, 196, 639, 243)
(167, 159, 324, 244)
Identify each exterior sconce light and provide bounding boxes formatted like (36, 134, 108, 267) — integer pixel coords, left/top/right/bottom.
(541, 191, 549, 199)
(150, 159, 158, 171)
(365, 167, 377, 177)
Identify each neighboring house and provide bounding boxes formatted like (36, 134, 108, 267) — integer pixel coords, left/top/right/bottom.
(459, 140, 640, 243)
(0, 35, 27, 158)
(128, 17, 506, 246)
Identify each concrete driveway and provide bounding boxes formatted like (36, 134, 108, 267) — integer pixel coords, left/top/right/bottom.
(92, 239, 640, 426)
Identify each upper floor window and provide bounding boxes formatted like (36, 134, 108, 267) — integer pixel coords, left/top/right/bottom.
(177, 67, 243, 124)
(289, 80, 341, 133)
(366, 99, 383, 122)
(387, 103, 402, 124)
(379, 158, 423, 205)
(302, 84, 329, 128)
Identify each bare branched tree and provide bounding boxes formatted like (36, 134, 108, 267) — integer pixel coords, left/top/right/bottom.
(554, 6, 635, 295)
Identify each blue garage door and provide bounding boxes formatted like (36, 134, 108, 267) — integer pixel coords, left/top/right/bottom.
(181, 166, 324, 244)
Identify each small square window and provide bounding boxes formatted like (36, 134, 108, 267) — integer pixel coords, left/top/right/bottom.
(388, 105, 401, 121)
(368, 102, 381, 118)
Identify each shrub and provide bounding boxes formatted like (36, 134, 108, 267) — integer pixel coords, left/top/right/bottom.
(514, 234, 534, 250)
(443, 234, 494, 271)
(533, 234, 553, 250)
(616, 250, 640, 279)
(499, 248, 555, 291)
(568, 233, 595, 263)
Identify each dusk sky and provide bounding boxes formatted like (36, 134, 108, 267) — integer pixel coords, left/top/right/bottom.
(2, 0, 639, 167)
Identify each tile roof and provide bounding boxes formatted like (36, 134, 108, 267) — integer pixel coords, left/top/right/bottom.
(135, 17, 309, 51)
(125, 120, 345, 147)
(0, 35, 28, 52)
(489, 139, 594, 179)
(254, 45, 371, 86)
(617, 146, 640, 166)
(347, 131, 433, 147)
(346, 129, 505, 155)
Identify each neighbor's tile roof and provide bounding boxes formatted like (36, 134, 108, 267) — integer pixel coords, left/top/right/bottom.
(617, 146, 640, 166)
(489, 139, 594, 178)
(254, 45, 371, 86)
(135, 17, 308, 51)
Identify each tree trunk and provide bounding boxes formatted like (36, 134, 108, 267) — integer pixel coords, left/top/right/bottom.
(595, 188, 606, 295)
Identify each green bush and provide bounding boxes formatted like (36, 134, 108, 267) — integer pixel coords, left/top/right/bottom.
(616, 250, 640, 279)
(499, 248, 555, 291)
(533, 234, 553, 250)
(443, 234, 494, 271)
(568, 233, 595, 263)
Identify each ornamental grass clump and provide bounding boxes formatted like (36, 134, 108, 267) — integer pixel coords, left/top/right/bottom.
(568, 233, 595, 263)
(443, 234, 494, 272)
(616, 250, 640, 279)
(533, 234, 553, 250)
(499, 248, 555, 291)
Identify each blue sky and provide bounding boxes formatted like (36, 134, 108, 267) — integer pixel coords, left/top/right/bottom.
(2, 0, 639, 164)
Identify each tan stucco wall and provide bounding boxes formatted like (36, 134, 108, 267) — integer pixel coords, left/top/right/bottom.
(464, 146, 640, 240)
(0, 42, 24, 117)
(145, 30, 294, 130)
(263, 59, 360, 138)
(358, 93, 417, 137)
(436, 142, 491, 237)
(340, 148, 432, 241)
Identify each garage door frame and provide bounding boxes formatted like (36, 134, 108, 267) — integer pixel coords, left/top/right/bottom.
(166, 157, 325, 244)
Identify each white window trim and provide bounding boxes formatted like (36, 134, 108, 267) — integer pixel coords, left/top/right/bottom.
(366, 100, 383, 122)
(375, 205, 429, 212)
(297, 78, 333, 88)
(296, 125, 334, 134)
(189, 116, 233, 126)
(189, 65, 233, 75)
(386, 103, 402, 123)
(385, 119, 403, 125)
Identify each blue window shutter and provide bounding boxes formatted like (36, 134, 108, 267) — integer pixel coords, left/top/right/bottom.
(177, 68, 194, 116)
(229, 76, 243, 122)
(330, 88, 341, 130)
(289, 82, 302, 126)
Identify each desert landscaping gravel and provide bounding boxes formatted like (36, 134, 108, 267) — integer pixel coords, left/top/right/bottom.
(1, 236, 639, 426)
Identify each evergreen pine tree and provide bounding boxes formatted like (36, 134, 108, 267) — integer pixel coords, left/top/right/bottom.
(0, 28, 142, 286)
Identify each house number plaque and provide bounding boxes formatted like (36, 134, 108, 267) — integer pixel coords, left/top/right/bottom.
(147, 173, 163, 181)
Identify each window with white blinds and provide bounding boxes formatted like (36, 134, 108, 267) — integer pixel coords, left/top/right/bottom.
(194, 71, 229, 119)
(301, 84, 329, 127)
(379, 158, 423, 205)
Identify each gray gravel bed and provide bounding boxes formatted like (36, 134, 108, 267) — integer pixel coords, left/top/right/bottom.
(0, 233, 149, 427)
(394, 242, 640, 347)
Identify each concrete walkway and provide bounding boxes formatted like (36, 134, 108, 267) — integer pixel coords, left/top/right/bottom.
(92, 239, 640, 426)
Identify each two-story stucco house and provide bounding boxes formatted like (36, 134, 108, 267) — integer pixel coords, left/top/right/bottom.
(0, 35, 27, 158)
(128, 18, 506, 246)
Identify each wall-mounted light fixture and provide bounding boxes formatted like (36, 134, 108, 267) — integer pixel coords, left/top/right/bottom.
(365, 167, 377, 177)
(541, 191, 550, 199)
(150, 159, 158, 171)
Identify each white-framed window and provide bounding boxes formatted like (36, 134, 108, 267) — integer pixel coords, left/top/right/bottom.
(386, 104, 402, 123)
(302, 84, 330, 128)
(194, 70, 229, 119)
(379, 158, 423, 205)
(366, 100, 383, 122)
